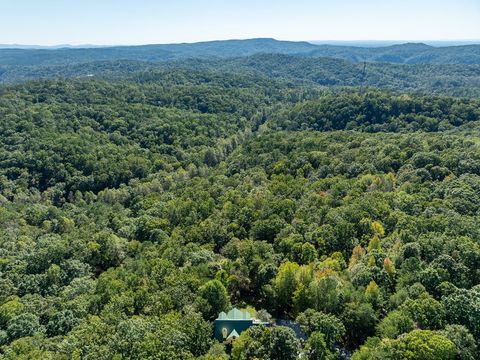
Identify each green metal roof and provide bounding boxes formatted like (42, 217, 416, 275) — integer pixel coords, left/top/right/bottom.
(216, 308, 252, 320)
(218, 311, 227, 320)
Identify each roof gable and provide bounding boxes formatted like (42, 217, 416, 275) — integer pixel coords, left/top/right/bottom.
(227, 329, 240, 339)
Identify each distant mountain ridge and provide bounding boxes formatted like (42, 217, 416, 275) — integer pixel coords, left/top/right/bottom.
(0, 38, 479, 66)
(0, 38, 317, 66)
(0, 44, 106, 49)
(304, 42, 480, 64)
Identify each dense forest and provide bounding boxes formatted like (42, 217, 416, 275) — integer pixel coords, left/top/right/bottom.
(0, 40, 479, 359)
(1, 39, 479, 66)
(2, 55, 480, 99)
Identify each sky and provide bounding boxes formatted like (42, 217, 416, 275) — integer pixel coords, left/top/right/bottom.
(1, 0, 479, 45)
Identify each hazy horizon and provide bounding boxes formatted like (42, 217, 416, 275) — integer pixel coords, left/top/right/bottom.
(0, 38, 479, 50)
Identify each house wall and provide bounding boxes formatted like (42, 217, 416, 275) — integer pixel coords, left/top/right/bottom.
(214, 319, 253, 341)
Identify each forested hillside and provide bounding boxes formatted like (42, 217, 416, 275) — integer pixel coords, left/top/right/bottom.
(0, 44, 479, 360)
(305, 43, 480, 64)
(2, 55, 480, 99)
(1, 39, 479, 67)
(0, 39, 318, 66)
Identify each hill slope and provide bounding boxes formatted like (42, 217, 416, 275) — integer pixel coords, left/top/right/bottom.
(0, 38, 318, 66)
(0, 39, 479, 67)
(0, 75, 479, 358)
(2, 54, 479, 97)
(305, 43, 480, 64)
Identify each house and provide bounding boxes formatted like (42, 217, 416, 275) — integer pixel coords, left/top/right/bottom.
(214, 308, 269, 342)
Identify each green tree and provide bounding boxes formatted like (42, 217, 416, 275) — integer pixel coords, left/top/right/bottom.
(443, 287, 480, 338)
(353, 330, 456, 360)
(267, 326, 300, 360)
(390, 330, 456, 360)
(198, 280, 230, 320)
(305, 332, 335, 360)
(342, 302, 377, 348)
(441, 324, 478, 360)
(399, 293, 445, 329)
(6, 313, 44, 341)
(274, 261, 299, 312)
(376, 310, 414, 339)
(231, 326, 267, 360)
(296, 309, 345, 347)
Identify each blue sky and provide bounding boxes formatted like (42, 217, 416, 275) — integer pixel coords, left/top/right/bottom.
(1, 0, 479, 45)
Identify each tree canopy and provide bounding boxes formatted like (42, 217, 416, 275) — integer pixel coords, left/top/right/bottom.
(0, 47, 479, 359)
